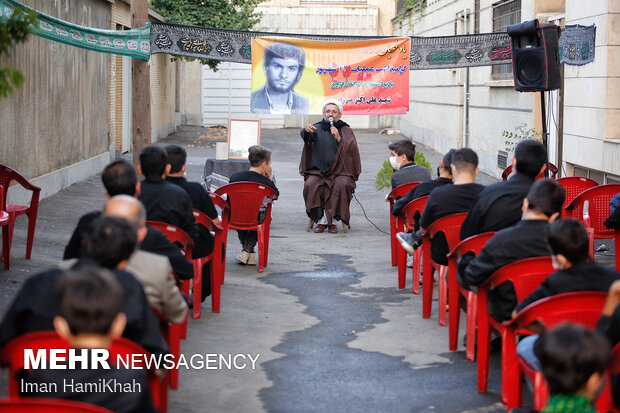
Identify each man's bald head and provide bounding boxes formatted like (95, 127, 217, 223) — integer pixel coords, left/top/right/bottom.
(103, 195, 146, 230)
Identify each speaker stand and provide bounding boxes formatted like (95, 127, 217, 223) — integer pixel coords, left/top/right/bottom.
(540, 92, 549, 178)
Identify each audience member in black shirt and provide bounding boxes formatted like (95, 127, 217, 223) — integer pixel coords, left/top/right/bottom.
(20, 267, 157, 413)
(229, 146, 279, 265)
(397, 148, 484, 265)
(138, 145, 199, 244)
(514, 218, 620, 314)
(63, 159, 193, 280)
(460, 139, 547, 240)
(391, 149, 454, 217)
(460, 178, 565, 321)
(1, 216, 168, 357)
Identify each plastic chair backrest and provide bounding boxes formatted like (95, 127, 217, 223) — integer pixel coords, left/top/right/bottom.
(425, 212, 468, 252)
(501, 163, 558, 181)
(214, 182, 278, 228)
(0, 399, 114, 413)
(387, 181, 420, 203)
(447, 231, 496, 260)
(556, 176, 599, 215)
(0, 164, 41, 209)
(565, 184, 620, 237)
(483, 256, 555, 301)
(0, 185, 7, 224)
(508, 291, 607, 330)
(400, 195, 429, 229)
(146, 221, 194, 260)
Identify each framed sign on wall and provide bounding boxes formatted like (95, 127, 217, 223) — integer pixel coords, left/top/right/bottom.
(227, 118, 261, 160)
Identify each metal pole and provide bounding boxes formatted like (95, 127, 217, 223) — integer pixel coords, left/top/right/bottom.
(540, 92, 549, 177)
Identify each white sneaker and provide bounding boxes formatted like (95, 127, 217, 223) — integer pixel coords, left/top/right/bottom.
(236, 250, 250, 264)
(247, 253, 257, 265)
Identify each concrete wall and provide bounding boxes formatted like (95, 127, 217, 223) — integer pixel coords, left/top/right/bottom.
(391, 0, 567, 178)
(176, 60, 203, 126)
(0, 0, 112, 203)
(562, 0, 620, 180)
(150, 53, 177, 142)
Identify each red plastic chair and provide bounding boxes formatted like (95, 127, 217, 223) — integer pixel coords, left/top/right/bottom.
(565, 184, 620, 258)
(214, 182, 278, 273)
(398, 195, 429, 294)
(422, 212, 468, 326)
(145, 220, 193, 339)
(446, 231, 495, 360)
(0, 398, 113, 412)
(0, 185, 10, 269)
(0, 164, 41, 261)
(152, 306, 186, 391)
(556, 176, 599, 218)
(598, 342, 620, 413)
(210, 193, 231, 284)
(0, 331, 169, 413)
(387, 182, 420, 267)
(476, 256, 555, 398)
(192, 196, 230, 316)
(501, 163, 558, 181)
(503, 292, 607, 410)
(616, 229, 620, 273)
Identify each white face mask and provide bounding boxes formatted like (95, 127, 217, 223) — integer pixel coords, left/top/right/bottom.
(389, 156, 400, 170)
(551, 255, 562, 270)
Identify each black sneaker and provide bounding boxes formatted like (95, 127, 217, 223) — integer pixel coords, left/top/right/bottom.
(396, 232, 421, 255)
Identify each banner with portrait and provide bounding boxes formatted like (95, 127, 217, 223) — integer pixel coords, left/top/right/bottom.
(250, 37, 410, 115)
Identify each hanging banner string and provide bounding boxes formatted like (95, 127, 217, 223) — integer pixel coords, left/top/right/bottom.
(0, 0, 150, 61)
(151, 22, 596, 70)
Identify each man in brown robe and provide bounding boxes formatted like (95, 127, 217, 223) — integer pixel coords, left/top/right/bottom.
(300, 99, 361, 233)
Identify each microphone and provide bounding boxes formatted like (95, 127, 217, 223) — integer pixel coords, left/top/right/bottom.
(328, 117, 334, 127)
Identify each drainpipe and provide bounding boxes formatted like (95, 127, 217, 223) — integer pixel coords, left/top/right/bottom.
(457, 9, 470, 148)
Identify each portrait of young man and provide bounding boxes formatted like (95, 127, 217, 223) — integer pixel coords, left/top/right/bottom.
(251, 42, 310, 114)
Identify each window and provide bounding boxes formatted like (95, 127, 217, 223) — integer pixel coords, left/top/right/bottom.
(492, 0, 520, 79)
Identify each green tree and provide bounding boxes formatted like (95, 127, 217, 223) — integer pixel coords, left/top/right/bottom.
(151, 0, 263, 70)
(0, 7, 38, 98)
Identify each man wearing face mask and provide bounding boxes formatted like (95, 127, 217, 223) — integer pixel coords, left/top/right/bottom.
(388, 139, 431, 190)
(300, 99, 361, 234)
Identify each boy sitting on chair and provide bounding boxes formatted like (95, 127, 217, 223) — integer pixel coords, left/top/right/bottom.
(21, 267, 157, 413)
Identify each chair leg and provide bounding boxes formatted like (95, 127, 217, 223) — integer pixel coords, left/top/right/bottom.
(264, 217, 271, 266)
(448, 266, 460, 351)
(397, 244, 407, 289)
(422, 241, 434, 319)
(477, 303, 491, 393)
(412, 247, 421, 295)
(438, 265, 447, 327)
(257, 224, 265, 273)
(2, 226, 10, 270)
(465, 292, 477, 361)
(192, 259, 203, 319)
(342, 221, 347, 233)
(307, 219, 314, 232)
(25, 209, 38, 259)
(211, 260, 220, 313)
(390, 216, 397, 267)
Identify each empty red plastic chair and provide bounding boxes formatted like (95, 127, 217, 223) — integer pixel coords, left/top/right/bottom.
(501, 163, 558, 181)
(0, 331, 169, 412)
(446, 231, 495, 360)
(145, 220, 193, 339)
(422, 212, 468, 326)
(0, 185, 10, 269)
(398, 195, 429, 294)
(387, 182, 420, 267)
(556, 176, 599, 217)
(0, 398, 113, 412)
(0, 164, 41, 261)
(214, 182, 278, 273)
(476, 256, 554, 398)
(192, 195, 230, 316)
(152, 306, 186, 391)
(503, 291, 607, 410)
(564, 184, 620, 235)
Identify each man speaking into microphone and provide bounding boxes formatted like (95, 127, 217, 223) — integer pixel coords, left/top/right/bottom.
(300, 99, 361, 233)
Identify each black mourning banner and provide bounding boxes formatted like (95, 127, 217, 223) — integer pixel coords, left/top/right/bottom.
(150, 22, 595, 70)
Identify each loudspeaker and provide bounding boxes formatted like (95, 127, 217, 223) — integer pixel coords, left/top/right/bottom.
(507, 19, 561, 92)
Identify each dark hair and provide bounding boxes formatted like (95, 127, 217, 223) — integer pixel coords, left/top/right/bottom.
(526, 178, 565, 217)
(165, 145, 187, 174)
(57, 267, 123, 336)
(388, 140, 416, 162)
(514, 140, 547, 178)
(264, 42, 305, 76)
(535, 323, 611, 395)
(83, 216, 137, 269)
(248, 145, 272, 167)
(451, 148, 478, 173)
(545, 218, 590, 265)
(101, 160, 137, 197)
(442, 149, 456, 174)
(139, 146, 168, 177)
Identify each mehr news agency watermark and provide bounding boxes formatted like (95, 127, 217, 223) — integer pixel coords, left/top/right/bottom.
(20, 348, 260, 394)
